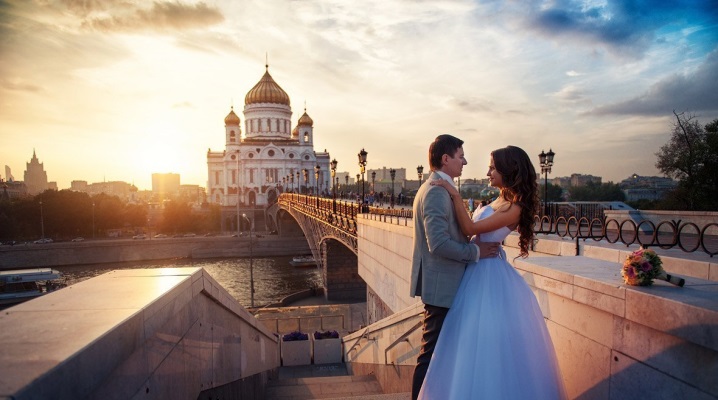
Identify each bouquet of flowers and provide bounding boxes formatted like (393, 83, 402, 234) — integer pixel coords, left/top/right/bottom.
(621, 248, 684, 287)
(282, 330, 309, 341)
(313, 330, 339, 340)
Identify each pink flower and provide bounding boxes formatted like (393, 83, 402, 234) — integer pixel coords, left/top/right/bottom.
(624, 266, 636, 278)
(641, 261, 652, 272)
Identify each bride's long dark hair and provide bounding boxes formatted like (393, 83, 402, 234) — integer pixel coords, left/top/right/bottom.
(491, 146, 538, 258)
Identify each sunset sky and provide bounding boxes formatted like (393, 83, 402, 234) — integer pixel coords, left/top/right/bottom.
(1, 0, 717, 190)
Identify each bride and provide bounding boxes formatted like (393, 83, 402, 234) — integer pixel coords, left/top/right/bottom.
(418, 145, 566, 399)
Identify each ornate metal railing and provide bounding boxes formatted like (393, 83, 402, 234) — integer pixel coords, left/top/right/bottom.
(534, 215, 717, 257)
(278, 194, 414, 236)
(278, 194, 717, 257)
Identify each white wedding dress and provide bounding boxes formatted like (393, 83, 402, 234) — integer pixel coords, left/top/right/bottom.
(418, 206, 567, 399)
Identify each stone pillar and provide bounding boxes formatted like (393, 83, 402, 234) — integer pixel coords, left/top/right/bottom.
(323, 239, 366, 301)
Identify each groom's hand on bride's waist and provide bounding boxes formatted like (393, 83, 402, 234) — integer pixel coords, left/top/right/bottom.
(476, 241, 500, 259)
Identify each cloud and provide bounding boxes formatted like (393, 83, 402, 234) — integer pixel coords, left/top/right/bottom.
(552, 85, 590, 104)
(0, 78, 43, 92)
(81, 1, 224, 33)
(587, 50, 718, 116)
(522, 1, 718, 58)
(449, 96, 494, 113)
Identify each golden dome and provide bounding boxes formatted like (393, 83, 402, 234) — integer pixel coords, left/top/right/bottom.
(298, 111, 313, 126)
(224, 107, 240, 125)
(245, 66, 290, 106)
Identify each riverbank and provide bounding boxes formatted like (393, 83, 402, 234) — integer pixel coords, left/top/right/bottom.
(0, 235, 311, 269)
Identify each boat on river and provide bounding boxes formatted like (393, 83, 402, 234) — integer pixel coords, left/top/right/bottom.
(0, 268, 66, 307)
(289, 255, 317, 267)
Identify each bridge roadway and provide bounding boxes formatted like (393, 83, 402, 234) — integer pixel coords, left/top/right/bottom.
(1, 194, 716, 399)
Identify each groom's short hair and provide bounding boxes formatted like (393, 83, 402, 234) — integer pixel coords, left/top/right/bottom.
(429, 134, 464, 170)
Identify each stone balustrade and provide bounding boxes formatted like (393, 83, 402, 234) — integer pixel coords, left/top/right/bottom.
(351, 213, 718, 399)
(0, 267, 279, 400)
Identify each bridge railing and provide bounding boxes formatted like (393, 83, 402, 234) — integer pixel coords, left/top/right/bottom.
(279, 194, 415, 235)
(534, 215, 717, 257)
(279, 194, 717, 257)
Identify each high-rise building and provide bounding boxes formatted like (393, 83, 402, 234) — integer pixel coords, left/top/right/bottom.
(4, 165, 14, 182)
(152, 173, 180, 199)
(23, 150, 48, 195)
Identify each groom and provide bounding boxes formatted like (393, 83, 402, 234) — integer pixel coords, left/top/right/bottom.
(410, 134, 498, 399)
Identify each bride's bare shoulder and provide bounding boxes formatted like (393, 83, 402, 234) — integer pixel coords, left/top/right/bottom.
(491, 199, 521, 213)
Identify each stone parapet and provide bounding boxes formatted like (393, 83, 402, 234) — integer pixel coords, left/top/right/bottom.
(0, 267, 280, 400)
(0, 236, 310, 269)
(356, 216, 718, 399)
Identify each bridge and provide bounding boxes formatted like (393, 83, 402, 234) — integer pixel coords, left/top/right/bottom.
(268, 193, 412, 301)
(1, 194, 717, 399)
(268, 193, 717, 301)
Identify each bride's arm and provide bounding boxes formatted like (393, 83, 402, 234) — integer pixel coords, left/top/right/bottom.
(432, 179, 520, 235)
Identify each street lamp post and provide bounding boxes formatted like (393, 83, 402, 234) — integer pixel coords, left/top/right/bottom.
(296, 171, 300, 193)
(371, 171, 376, 194)
(314, 165, 320, 207)
(417, 165, 424, 186)
(302, 169, 308, 194)
(240, 150, 246, 238)
(390, 168, 396, 208)
(92, 202, 95, 239)
(241, 213, 255, 308)
(330, 159, 338, 211)
(345, 175, 349, 198)
(538, 148, 556, 217)
(39, 200, 44, 239)
(356, 174, 360, 198)
(358, 148, 368, 212)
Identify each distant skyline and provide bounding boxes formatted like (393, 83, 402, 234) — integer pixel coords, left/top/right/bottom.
(2, 1, 717, 191)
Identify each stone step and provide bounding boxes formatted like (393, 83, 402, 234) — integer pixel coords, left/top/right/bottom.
(266, 374, 384, 399)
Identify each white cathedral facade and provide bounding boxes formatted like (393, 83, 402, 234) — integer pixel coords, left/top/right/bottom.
(207, 65, 331, 230)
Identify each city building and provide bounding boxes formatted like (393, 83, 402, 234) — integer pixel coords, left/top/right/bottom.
(570, 173, 602, 187)
(23, 150, 51, 195)
(179, 184, 206, 205)
(4, 166, 14, 182)
(71, 180, 138, 202)
(546, 174, 601, 189)
(0, 180, 27, 199)
(152, 173, 181, 200)
(206, 65, 332, 231)
(619, 173, 678, 201)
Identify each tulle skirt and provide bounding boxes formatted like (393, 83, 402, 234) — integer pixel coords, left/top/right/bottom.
(418, 254, 567, 400)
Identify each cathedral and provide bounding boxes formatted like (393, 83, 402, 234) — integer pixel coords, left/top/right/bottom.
(207, 65, 331, 232)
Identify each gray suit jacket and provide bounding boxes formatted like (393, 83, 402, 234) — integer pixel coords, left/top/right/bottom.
(410, 172, 479, 308)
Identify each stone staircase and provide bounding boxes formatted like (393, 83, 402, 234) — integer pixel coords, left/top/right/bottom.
(265, 364, 410, 400)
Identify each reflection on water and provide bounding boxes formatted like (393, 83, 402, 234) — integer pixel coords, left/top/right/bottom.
(55, 256, 322, 308)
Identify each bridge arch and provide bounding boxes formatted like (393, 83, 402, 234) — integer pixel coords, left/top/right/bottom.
(270, 195, 365, 301)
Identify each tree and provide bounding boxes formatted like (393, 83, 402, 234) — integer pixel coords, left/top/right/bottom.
(539, 183, 564, 202)
(656, 111, 718, 210)
(567, 181, 625, 202)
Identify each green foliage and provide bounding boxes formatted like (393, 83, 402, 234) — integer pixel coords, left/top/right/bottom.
(567, 181, 625, 202)
(539, 183, 564, 202)
(656, 112, 718, 210)
(0, 190, 149, 241)
(625, 199, 659, 210)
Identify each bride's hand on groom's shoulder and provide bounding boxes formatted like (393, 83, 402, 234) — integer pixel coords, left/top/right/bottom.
(430, 178, 459, 197)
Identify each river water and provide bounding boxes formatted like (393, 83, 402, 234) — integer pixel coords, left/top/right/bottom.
(54, 255, 323, 308)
